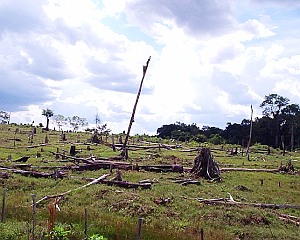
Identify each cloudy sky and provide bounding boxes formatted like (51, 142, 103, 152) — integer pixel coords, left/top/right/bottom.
(1, 0, 300, 134)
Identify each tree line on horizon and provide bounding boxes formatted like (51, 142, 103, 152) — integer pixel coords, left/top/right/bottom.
(156, 94, 300, 151)
(1, 94, 299, 150)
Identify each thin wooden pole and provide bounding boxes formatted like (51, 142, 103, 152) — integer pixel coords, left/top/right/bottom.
(122, 57, 151, 158)
(32, 194, 37, 240)
(84, 207, 88, 240)
(246, 105, 253, 156)
(112, 135, 116, 152)
(1, 188, 7, 222)
(200, 228, 204, 240)
(136, 217, 143, 240)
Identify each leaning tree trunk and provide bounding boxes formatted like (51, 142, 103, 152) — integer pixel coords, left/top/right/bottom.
(191, 148, 221, 181)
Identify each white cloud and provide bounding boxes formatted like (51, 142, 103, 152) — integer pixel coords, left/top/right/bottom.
(240, 19, 276, 39)
(0, 0, 300, 134)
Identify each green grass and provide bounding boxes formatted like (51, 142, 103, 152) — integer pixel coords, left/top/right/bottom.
(0, 124, 299, 239)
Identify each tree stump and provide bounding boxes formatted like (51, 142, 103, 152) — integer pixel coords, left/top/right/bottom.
(191, 148, 221, 181)
(70, 145, 76, 156)
(90, 133, 100, 144)
(44, 135, 49, 144)
(61, 132, 66, 141)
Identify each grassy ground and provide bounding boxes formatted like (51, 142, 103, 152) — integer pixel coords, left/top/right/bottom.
(0, 124, 299, 239)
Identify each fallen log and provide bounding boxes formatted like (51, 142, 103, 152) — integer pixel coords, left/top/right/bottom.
(195, 195, 300, 209)
(35, 173, 111, 205)
(114, 144, 162, 149)
(73, 163, 133, 171)
(179, 148, 201, 152)
(101, 179, 151, 189)
(220, 168, 279, 173)
(0, 172, 9, 179)
(14, 156, 30, 163)
(51, 152, 124, 164)
(0, 167, 66, 179)
(13, 164, 32, 169)
(72, 175, 152, 189)
(172, 178, 201, 186)
(114, 143, 181, 150)
(278, 213, 300, 226)
(140, 164, 183, 173)
(138, 179, 158, 184)
(51, 152, 94, 164)
(7, 138, 22, 142)
(279, 213, 300, 222)
(26, 143, 48, 148)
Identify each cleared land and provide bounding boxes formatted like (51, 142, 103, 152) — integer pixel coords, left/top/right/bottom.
(0, 124, 299, 240)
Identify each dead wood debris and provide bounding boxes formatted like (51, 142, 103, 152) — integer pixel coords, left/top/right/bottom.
(0, 172, 9, 179)
(172, 178, 201, 186)
(140, 164, 183, 173)
(34, 173, 111, 206)
(14, 156, 30, 163)
(0, 166, 66, 179)
(154, 197, 171, 205)
(278, 213, 300, 226)
(183, 193, 300, 210)
(278, 160, 295, 173)
(235, 185, 251, 191)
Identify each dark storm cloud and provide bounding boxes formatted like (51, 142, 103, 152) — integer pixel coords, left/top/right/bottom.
(126, 0, 235, 36)
(85, 58, 153, 94)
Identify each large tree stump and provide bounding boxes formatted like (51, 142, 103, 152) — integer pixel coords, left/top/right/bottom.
(191, 148, 221, 181)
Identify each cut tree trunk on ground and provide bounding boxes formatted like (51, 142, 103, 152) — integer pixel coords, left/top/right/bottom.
(0, 172, 9, 179)
(14, 156, 30, 163)
(220, 168, 279, 172)
(172, 178, 201, 186)
(191, 148, 221, 181)
(195, 196, 300, 210)
(114, 143, 181, 150)
(26, 143, 47, 149)
(179, 148, 201, 152)
(35, 173, 111, 205)
(0, 167, 66, 179)
(278, 213, 300, 226)
(51, 152, 124, 164)
(139, 164, 183, 173)
(73, 163, 133, 171)
(101, 179, 152, 189)
(71, 176, 152, 189)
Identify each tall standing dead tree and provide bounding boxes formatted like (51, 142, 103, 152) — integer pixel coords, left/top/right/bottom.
(191, 148, 221, 181)
(122, 56, 151, 158)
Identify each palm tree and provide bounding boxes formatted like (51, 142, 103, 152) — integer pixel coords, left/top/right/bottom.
(42, 108, 54, 131)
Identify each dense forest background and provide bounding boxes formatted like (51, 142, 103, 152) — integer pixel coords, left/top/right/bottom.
(157, 94, 300, 151)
